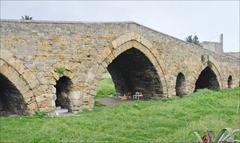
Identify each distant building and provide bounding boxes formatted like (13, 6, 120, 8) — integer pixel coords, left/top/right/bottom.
(201, 34, 239, 59)
(201, 34, 223, 54)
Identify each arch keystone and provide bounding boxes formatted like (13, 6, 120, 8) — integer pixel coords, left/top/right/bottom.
(112, 32, 153, 49)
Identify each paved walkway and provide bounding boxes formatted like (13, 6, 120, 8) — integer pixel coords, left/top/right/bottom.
(96, 96, 129, 106)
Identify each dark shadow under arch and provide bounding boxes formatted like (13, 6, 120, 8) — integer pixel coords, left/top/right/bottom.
(55, 76, 73, 112)
(175, 73, 186, 96)
(195, 66, 220, 91)
(227, 75, 233, 88)
(107, 48, 163, 99)
(0, 73, 27, 116)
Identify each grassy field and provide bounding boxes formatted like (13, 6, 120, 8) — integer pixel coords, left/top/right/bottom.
(96, 78, 116, 99)
(0, 88, 239, 143)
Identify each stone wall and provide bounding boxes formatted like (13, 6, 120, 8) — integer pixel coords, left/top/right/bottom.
(0, 20, 239, 114)
(225, 52, 240, 59)
(200, 34, 223, 54)
(201, 41, 223, 54)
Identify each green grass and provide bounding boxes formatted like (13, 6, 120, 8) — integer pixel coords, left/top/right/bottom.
(0, 88, 240, 143)
(96, 78, 116, 99)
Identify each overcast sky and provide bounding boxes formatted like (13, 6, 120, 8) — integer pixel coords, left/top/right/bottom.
(1, 1, 239, 52)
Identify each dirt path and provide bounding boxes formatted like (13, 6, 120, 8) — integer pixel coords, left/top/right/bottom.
(96, 97, 129, 106)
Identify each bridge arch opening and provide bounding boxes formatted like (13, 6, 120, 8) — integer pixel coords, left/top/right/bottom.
(0, 73, 27, 116)
(55, 76, 72, 112)
(195, 66, 220, 91)
(106, 48, 163, 99)
(175, 72, 186, 96)
(227, 75, 233, 88)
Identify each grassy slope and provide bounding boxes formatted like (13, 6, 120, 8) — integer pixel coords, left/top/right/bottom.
(96, 78, 116, 99)
(0, 88, 239, 143)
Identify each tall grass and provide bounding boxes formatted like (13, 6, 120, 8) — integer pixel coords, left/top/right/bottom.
(0, 88, 239, 142)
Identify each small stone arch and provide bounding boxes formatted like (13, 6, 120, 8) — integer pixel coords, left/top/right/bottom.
(95, 33, 168, 98)
(175, 72, 186, 96)
(54, 76, 73, 112)
(194, 65, 220, 91)
(193, 60, 222, 91)
(227, 75, 233, 88)
(0, 59, 38, 114)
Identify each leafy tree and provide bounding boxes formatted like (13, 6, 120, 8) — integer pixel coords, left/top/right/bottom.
(21, 15, 33, 20)
(193, 35, 200, 45)
(186, 35, 193, 43)
(186, 35, 200, 45)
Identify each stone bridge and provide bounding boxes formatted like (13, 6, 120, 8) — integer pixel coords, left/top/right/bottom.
(0, 20, 239, 115)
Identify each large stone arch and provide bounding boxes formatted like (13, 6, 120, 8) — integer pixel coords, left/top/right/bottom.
(0, 59, 38, 113)
(95, 33, 168, 97)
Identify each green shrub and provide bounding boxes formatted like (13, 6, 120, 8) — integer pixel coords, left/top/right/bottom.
(33, 110, 48, 118)
(55, 67, 65, 74)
